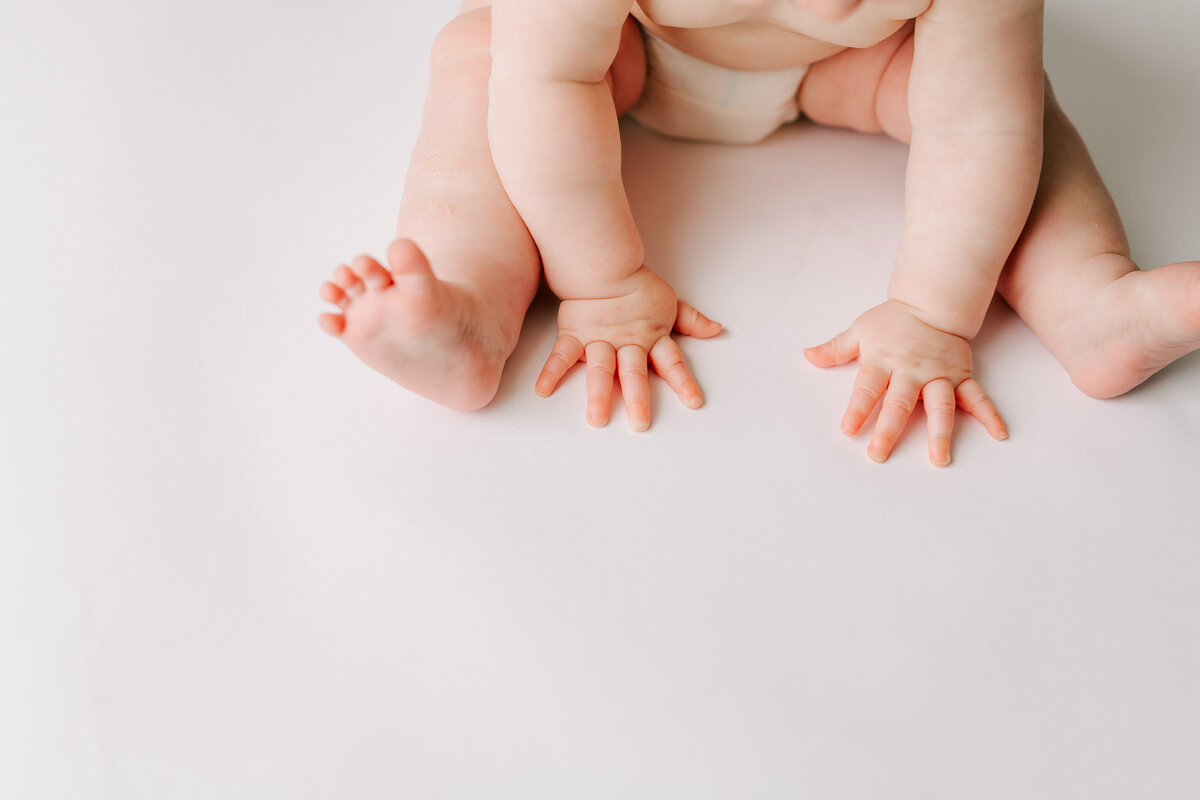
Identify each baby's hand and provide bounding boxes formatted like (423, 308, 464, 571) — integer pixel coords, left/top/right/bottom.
(536, 266, 722, 430)
(804, 300, 1007, 466)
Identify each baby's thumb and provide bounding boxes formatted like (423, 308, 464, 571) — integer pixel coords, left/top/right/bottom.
(674, 300, 722, 339)
(804, 330, 859, 368)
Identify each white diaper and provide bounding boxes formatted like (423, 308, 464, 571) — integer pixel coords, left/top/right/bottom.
(628, 29, 810, 145)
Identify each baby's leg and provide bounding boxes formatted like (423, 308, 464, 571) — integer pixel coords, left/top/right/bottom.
(995, 82, 1200, 398)
(319, 4, 646, 410)
(802, 41, 1200, 398)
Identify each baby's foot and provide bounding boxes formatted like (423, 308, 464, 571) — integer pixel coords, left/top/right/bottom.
(319, 238, 514, 411)
(1058, 258, 1200, 398)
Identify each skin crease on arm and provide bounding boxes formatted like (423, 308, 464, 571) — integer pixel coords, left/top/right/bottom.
(888, 0, 1046, 339)
(488, 0, 643, 300)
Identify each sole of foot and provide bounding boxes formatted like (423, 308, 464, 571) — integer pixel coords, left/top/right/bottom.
(319, 238, 515, 411)
(1061, 260, 1200, 399)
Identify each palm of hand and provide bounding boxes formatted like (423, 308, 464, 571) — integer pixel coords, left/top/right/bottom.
(805, 299, 1007, 465)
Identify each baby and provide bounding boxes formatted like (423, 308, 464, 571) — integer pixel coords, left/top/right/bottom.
(318, 0, 1200, 465)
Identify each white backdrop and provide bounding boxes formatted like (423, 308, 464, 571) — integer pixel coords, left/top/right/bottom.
(3, 1, 1199, 797)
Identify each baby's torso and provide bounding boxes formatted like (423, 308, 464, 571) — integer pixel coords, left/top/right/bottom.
(632, 0, 932, 70)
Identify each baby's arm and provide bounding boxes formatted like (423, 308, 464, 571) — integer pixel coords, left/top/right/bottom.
(807, 0, 1044, 464)
(489, 0, 641, 297)
(890, 0, 1045, 336)
(489, 0, 720, 429)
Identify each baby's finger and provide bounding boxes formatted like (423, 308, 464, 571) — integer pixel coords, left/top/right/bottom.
(535, 335, 584, 398)
(674, 300, 723, 339)
(956, 378, 1008, 440)
(921, 378, 957, 467)
(841, 364, 889, 436)
(585, 341, 617, 427)
(804, 330, 860, 368)
(617, 345, 651, 431)
(867, 374, 923, 463)
(649, 337, 703, 409)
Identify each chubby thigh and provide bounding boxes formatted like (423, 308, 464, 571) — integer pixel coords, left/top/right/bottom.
(797, 19, 916, 142)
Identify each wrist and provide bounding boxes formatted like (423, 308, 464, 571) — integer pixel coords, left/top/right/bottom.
(887, 268, 1000, 340)
(884, 294, 983, 341)
(544, 243, 646, 301)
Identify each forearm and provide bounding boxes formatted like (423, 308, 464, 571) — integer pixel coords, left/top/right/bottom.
(489, 73, 643, 298)
(888, 127, 1042, 338)
(488, 0, 642, 300)
(888, 0, 1045, 339)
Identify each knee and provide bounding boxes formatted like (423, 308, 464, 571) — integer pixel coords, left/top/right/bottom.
(608, 17, 646, 116)
(431, 6, 493, 69)
(874, 32, 913, 143)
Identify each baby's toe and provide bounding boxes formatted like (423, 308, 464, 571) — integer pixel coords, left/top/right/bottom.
(351, 254, 395, 292)
(334, 264, 365, 298)
(318, 312, 346, 337)
(387, 238, 435, 278)
(321, 281, 351, 309)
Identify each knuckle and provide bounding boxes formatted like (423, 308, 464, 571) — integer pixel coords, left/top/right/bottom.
(662, 358, 686, 374)
(623, 365, 649, 380)
(926, 398, 957, 415)
(872, 433, 896, 450)
(852, 385, 880, 403)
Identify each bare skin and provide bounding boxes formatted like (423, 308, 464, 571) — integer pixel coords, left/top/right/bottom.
(801, 41, 1200, 463)
(319, 5, 545, 412)
(320, 0, 1200, 463)
(317, 6, 722, 424)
